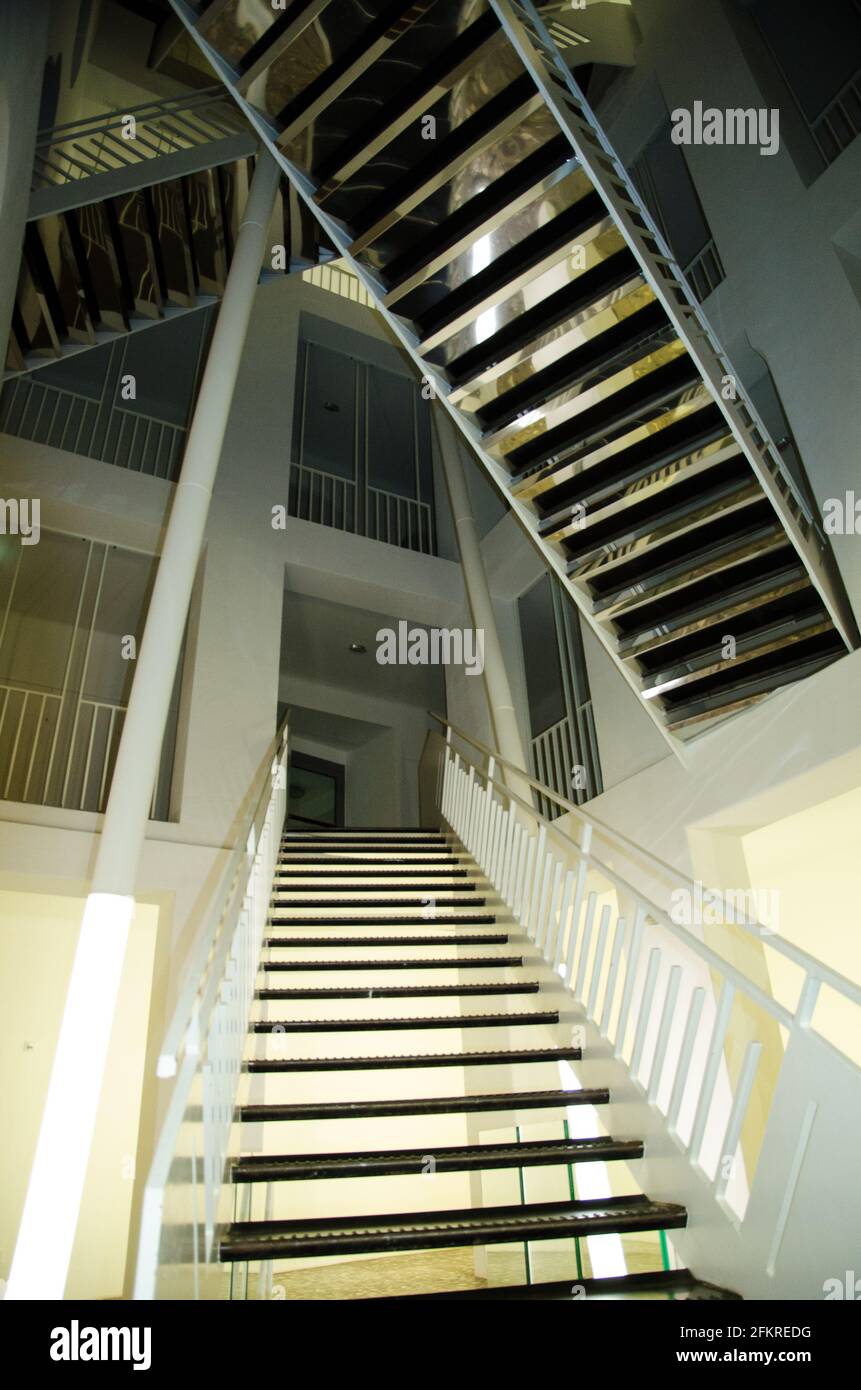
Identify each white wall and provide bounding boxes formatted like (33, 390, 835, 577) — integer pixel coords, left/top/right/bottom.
(599, 0, 861, 620)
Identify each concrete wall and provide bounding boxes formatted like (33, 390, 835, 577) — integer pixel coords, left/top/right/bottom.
(598, 0, 861, 620)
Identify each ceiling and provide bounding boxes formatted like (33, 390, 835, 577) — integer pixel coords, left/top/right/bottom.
(280, 590, 447, 709)
(290, 704, 387, 753)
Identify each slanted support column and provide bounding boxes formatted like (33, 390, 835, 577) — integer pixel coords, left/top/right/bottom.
(433, 406, 532, 801)
(6, 151, 281, 1302)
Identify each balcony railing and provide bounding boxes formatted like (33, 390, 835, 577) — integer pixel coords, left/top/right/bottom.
(0, 680, 169, 819)
(287, 461, 435, 555)
(810, 67, 861, 166)
(30, 87, 253, 214)
(0, 348, 190, 480)
(300, 260, 375, 307)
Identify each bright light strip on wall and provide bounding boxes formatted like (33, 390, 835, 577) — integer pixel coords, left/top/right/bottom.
(6, 892, 134, 1300)
(559, 1059, 628, 1279)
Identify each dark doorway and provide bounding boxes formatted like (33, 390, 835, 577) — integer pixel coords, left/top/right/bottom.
(286, 751, 345, 830)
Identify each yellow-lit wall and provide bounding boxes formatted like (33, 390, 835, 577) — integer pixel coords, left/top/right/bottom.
(742, 786, 861, 1066)
(0, 891, 158, 1299)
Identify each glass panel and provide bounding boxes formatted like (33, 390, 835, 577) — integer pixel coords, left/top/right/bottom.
(0, 532, 90, 692)
(518, 574, 566, 736)
(83, 547, 157, 705)
(287, 764, 337, 827)
(632, 121, 712, 269)
(300, 343, 357, 479)
(367, 367, 416, 498)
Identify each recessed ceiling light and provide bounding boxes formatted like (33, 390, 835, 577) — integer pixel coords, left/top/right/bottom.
(349, 642, 367, 654)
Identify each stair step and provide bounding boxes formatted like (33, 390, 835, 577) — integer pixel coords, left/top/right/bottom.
(277, 852, 459, 861)
(245, 1045, 582, 1072)
(282, 828, 443, 837)
(250, 1010, 559, 1034)
(274, 861, 464, 872)
(266, 915, 498, 927)
(313, 9, 501, 195)
(219, 1195, 685, 1261)
(254, 982, 541, 1000)
(269, 906, 484, 917)
(238, 1086, 605, 1122)
(359, 1270, 741, 1301)
(273, 874, 467, 883)
(231, 1136, 643, 1183)
(264, 934, 510, 948)
(260, 956, 523, 971)
(479, 299, 671, 437)
(447, 250, 639, 394)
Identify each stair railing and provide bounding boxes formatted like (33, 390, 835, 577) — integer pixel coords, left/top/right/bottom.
(432, 713, 861, 1298)
(29, 87, 255, 218)
(133, 713, 290, 1300)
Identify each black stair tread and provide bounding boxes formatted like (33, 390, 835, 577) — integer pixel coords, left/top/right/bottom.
(219, 1194, 686, 1260)
(231, 1136, 643, 1182)
(245, 1045, 582, 1072)
(594, 524, 788, 616)
(348, 73, 540, 246)
(273, 0, 429, 137)
(640, 610, 833, 694)
(274, 867, 469, 876)
(266, 915, 498, 926)
(255, 981, 541, 1000)
(505, 351, 700, 477)
(238, 1086, 606, 1121)
(537, 429, 739, 536)
(664, 643, 843, 730)
(312, 9, 501, 190)
(562, 471, 757, 571)
(272, 890, 477, 899)
(360, 1270, 741, 1301)
(280, 845, 459, 856)
(269, 906, 484, 917)
(417, 193, 607, 345)
(260, 956, 523, 971)
(616, 563, 809, 657)
(283, 825, 443, 831)
(264, 934, 510, 947)
(384, 134, 572, 297)
(530, 403, 728, 518)
(250, 1010, 559, 1033)
(478, 299, 670, 434)
(444, 248, 639, 390)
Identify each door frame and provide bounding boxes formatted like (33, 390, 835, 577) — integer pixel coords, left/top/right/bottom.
(287, 749, 345, 828)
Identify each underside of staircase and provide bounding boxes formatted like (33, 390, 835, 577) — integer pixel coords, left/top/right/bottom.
(226, 826, 739, 1300)
(164, 0, 858, 750)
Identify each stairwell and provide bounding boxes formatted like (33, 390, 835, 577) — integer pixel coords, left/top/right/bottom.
(223, 824, 734, 1300)
(166, 0, 858, 750)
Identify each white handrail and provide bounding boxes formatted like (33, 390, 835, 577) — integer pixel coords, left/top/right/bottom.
(433, 712, 861, 1011)
(435, 724, 861, 1295)
(157, 713, 290, 1076)
(135, 712, 290, 1298)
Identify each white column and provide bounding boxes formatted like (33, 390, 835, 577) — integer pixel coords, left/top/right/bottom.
(6, 151, 281, 1302)
(433, 405, 532, 798)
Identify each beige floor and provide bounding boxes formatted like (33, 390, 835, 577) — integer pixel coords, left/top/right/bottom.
(239, 1237, 668, 1300)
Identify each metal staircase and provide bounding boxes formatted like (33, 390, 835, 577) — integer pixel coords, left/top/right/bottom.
(135, 717, 861, 1301)
(5, 91, 326, 382)
(165, 0, 858, 749)
(221, 824, 712, 1298)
